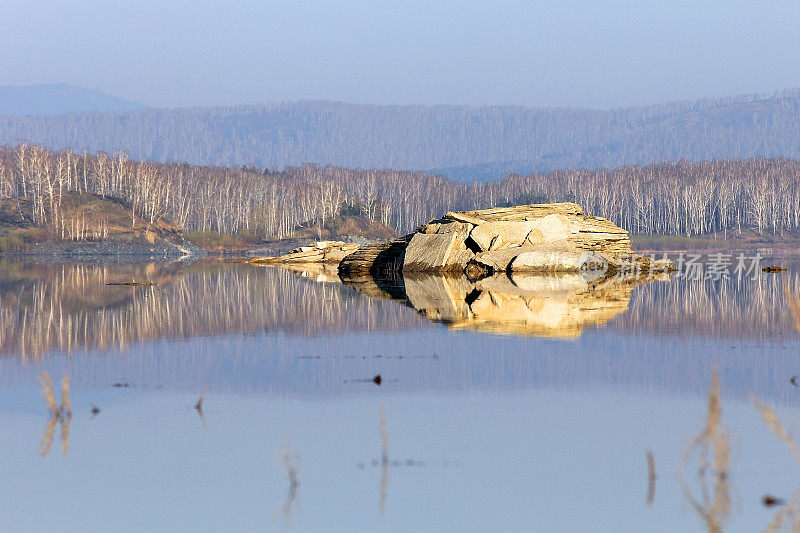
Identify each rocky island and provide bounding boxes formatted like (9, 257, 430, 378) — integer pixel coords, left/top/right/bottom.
(255, 202, 671, 282)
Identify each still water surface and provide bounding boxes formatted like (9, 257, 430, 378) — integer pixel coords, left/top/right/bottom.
(2, 258, 800, 532)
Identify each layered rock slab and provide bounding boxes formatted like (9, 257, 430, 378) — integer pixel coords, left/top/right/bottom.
(249, 241, 360, 265)
(395, 202, 664, 278)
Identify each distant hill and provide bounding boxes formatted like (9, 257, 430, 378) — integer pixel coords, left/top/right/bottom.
(0, 84, 146, 116)
(0, 90, 799, 180)
(432, 93, 800, 180)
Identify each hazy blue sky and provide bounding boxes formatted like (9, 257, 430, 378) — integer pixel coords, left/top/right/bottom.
(2, 0, 799, 109)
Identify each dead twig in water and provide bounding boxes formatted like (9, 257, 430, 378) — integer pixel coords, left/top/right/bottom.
(195, 387, 206, 426)
(752, 395, 800, 532)
(678, 368, 731, 533)
(752, 396, 800, 466)
(39, 416, 57, 457)
(60, 413, 71, 455)
(756, 280, 800, 531)
(37, 371, 72, 457)
(60, 374, 71, 417)
(105, 282, 154, 286)
(38, 372, 58, 415)
(646, 448, 656, 506)
(281, 446, 299, 524)
(348, 374, 383, 386)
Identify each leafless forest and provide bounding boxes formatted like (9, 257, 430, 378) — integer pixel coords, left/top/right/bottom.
(2, 144, 800, 238)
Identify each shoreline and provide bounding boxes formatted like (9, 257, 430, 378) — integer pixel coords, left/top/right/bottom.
(0, 234, 796, 262)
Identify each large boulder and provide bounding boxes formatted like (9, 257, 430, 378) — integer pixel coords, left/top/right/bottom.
(336, 202, 671, 281)
(394, 202, 665, 278)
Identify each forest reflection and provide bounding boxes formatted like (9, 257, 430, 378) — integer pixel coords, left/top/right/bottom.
(0, 259, 423, 358)
(0, 259, 798, 359)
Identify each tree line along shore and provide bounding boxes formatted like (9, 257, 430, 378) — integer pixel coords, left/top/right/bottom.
(1, 144, 799, 252)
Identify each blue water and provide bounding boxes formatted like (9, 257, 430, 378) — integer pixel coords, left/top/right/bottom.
(1, 259, 799, 532)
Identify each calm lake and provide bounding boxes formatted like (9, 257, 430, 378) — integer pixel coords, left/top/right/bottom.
(1, 256, 800, 532)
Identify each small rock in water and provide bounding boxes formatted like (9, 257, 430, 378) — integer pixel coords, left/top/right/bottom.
(791, 375, 799, 386)
(90, 405, 101, 416)
(373, 374, 382, 386)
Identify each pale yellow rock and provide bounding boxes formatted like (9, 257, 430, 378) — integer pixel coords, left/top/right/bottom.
(403, 232, 458, 272)
(339, 203, 668, 276)
(446, 249, 475, 271)
(445, 211, 486, 225)
(470, 221, 540, 251)
(323, 247, 356, 263)
(473, 248, 526, 271)
(448, 202, 584, 223)
(435, 221, 473, 236)
(488, 235, 504, 251)
(248, 241, 359, 265)
(526, 214, 575, 243)
(468, 213, 574, 252)
(509, 250, 587, 272)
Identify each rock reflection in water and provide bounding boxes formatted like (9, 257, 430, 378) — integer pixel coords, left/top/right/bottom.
(345, 271, 652, 338)
(2, 258, 800, 360)
(345, 265, 800, 339)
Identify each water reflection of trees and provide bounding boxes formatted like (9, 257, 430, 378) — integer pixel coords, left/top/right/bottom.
(614, 272, 800, 338)
(0, 260, 423, 358)
(1, 260, 799, 359)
